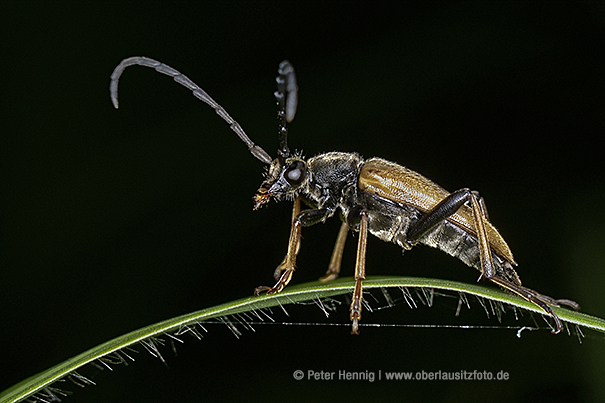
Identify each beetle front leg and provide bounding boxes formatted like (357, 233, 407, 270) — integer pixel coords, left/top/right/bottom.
(273, 197, 302, 281)
(254, 207, 331, 296)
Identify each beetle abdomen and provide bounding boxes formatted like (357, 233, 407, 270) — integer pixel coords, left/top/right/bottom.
(361, 189, 521, 284)
(358, 157, 515, 265)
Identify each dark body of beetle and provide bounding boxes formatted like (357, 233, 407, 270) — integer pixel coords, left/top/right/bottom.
(252, 150, 543, 335)
(110, 56, 578, 335)
(265, 151, 518, 281)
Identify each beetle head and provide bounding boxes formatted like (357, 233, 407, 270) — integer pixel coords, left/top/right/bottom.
(253, 156, 308, 210)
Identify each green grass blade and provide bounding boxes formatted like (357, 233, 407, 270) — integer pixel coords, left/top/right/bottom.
(1, 276, 603, 403)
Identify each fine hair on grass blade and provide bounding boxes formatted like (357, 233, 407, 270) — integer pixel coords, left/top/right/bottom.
(1, 276, 604, 403)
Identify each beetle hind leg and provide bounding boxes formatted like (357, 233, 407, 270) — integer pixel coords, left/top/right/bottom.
(468, 194, 579, 333)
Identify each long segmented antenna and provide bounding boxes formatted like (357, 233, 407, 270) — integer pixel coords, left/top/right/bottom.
(274, 60, 298, 163)
(110, 56, 273, 165)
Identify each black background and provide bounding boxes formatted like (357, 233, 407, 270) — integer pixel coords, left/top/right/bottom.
(2, 2, 605, 402)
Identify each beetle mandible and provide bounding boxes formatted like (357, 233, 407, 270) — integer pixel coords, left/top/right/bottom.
(110, 57, 579, 334)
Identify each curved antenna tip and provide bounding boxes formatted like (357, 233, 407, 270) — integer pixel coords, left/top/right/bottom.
(110, 76, 120, 108)
(109, 56, 273, 163)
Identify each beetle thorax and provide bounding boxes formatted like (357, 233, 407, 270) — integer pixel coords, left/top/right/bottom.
(303, 152, 364, 211)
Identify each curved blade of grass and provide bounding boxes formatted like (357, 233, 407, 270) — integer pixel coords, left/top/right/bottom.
(1, 276, 603, 403)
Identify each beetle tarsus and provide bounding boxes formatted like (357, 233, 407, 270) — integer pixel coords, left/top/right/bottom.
(350, 283, 364, 335)
(351, 317, 360, 335)
(253, 286, 271, 296)
(487, 276, 576, 335)
(531, 300, 563, 335)
(555, 299, 581, 311)
(256, 269, 294, 296)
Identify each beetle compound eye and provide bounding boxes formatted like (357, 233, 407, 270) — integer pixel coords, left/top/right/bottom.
(284, 161, 306, 185)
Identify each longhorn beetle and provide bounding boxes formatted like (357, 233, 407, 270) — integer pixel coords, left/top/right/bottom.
(110, 57, 579, 334)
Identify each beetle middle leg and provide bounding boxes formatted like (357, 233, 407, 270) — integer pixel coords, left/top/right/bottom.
(319, 221, 349, 282)
(349, 207, 369, 335)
